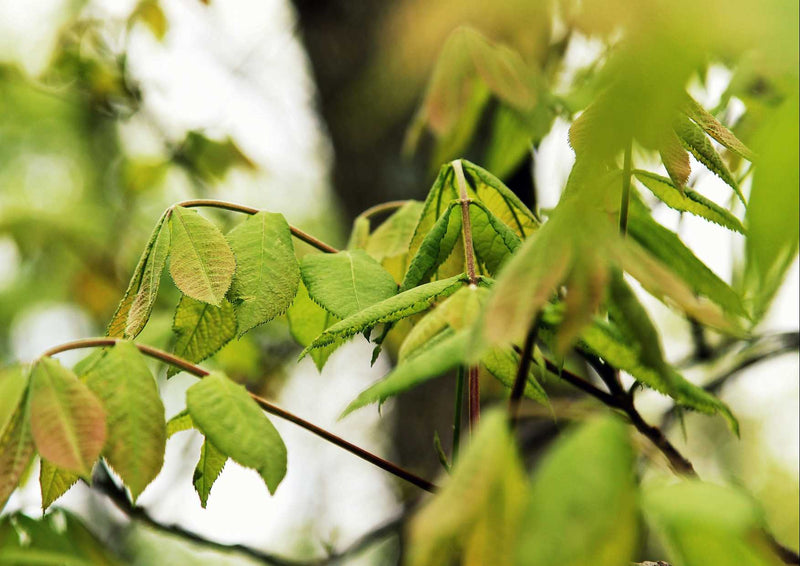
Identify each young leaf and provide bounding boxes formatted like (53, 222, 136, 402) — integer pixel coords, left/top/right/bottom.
(29, 357, 106, 476)
(0, 389, 35, 512)
(82, 341, 166, 501)
(126, 213, 171, 338)
(659, 130, 691, 190)
(186, 372, 287, 494)
(408, 410, 527, 566)
(193, 439, 227, 509)
(400, 202, 461, 292)
(642, 481, 776, 566)
(226, 211, 299, 336)
(166, 409, 194, 438)
(168, 206, 236, 306)
(300, 250, 398, 319)
(515, 417, 637, 566)
(408, 165, 460, 259)
(302, 274, 466, 353)
(634, 170, 745, 233)
(364, 201, 425, 261)
(675, 117, 746, 204)
(682, 95, 755, 161)
(468, 200, 522, 274)
(107, 210, 169, 338)
(168, 295, 237, 378)
(342, 329, 468, 418)
(39, 459, 80, 511)
(287, 280, 340, 371)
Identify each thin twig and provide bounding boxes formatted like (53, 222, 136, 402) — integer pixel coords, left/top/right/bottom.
(452, 366, 465, 461)
(177, 199, 339, 254)
(467, 366, 480, 432)
(509, 318, 540, 426)
(41, 338, 436, 493)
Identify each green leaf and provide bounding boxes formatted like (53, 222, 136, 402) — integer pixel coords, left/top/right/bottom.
(342, 329, 468, 417)
(186, 372, 287, 494)
(193, 439, 227, 509)
(642, 481, 777, 566)
(82, 342, 166, 501)
(408, 410, 527, 566)
(287, 280, 340, 371)
(628, 200, 746, 317)
(107, 210, 169, 338)
(126, 213, 171, 338)
(0, 365, 28, 440)
(166, 409, 194, 438)
(303, 274, 466, 353)
(659, 130, 691, 189)
(407, 166, 460, 260)
(744, 92, 799, 321)
(515, 417, 637, 566)
(634, 170, 745, 233)
(168, 206, 236, 306)
(364, 201, 425, 262)
(168, 295, 237, 378)
(480, 348, 548, 405)
(400, 201, 461, 292)
(682, 95, 755, 161)
(226, 212, 299, 336)
(0, 390, 35, 511)
(675, 117, 745, 204)
(39, 459, 80, 511)
(29, 358, 106, 476)
(300, 250, 398, 319)
(468, 200, 522, 274)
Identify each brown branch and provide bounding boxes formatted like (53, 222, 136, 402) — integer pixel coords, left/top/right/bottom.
(177, 199, 339, 254)
(41, 338, 436, 493)
(509, 318, 540, 426)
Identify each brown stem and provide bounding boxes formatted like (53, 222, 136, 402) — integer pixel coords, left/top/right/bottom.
(451, 160, 477, 285)
(467, 366, 480, 432)
(509, 318, 540, 426)
(41, 338, 436, 493)
(177, 199, 339, 254)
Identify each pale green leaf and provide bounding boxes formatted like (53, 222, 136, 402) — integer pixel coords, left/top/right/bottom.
(168, 206, 236, 306)
(166, 409, 194, 438)
(515, 417, 637, 566)
(683, 95, 755, 161)
(634, 170, 745, 233)
(300, 250, 398, 319)
(480, 348, 548, 405)
(287, 280, 340, 371)
(303, 274, 466, 353)
(400, 202, 461, 292)
(0, 365, 28, 440)
(29, 358, 106, 476)
(364, 201, 425, 261)
(126, 214, 171, 338)
(0, 389, 35, 512)
(186, 372, 287, 494)
(39, 459, 80, 511)
(342, 329, 468, 417)
(226, 212, 299, 336)
(469, 200, 522, 275)
(193, 439, 227, 508)
(168, 295, 237, 378)
(82, 342, 166, 501)
(642, 481, 777, 566)
(675, 117, 746, 204)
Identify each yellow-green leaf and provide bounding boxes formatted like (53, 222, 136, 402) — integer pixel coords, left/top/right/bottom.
(0, 388, 35, 512)
(287, 280, 340, 371)
(39, 459, 80, 511)
(193, 439, 227, 509)
(126, 214, 171, 338)
(168, 295, 237, 378)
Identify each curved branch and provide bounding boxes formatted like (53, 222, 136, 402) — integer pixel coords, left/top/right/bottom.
(41, 338, 436, 493)
(357, 200, 410, 221)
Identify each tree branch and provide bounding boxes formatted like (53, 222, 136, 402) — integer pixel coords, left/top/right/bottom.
(41, 338, 436, 493)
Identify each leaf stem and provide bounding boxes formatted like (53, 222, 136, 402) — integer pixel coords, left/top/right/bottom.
(177, 199, 339, 254)
(451, 160, 477, 285)
(509, 317, 540, 426)
(452, 366, 465, 460)
(358, 200, 410, 221)
(467, 366, 480, 432)
(41, 338, 436, 493)
(619, 141, 633, 236)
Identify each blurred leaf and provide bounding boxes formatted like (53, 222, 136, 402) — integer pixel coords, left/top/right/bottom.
(483, 105, 535, 179)
(30, 358, 105, 476)
(515, 417, 637, 566)
(634, 171, 745, 233)
(131, 0, 168, 40)
(302, 275, 466, 354)
(227, 212, 299, 336)
(287, 280, 340, 371)
(186, 372, 286, 494)
(168, 206, 236, 306)
(300, 250, 397, 319)
(40, 459, 80, 511)
(0, 365, 28, 439)
(168, 295, 237, 378)
(364, 201, 425, 262)
(480, 347, 548, 405)
(193, 439, 227, 508)
(408, 410, 526, 566)
(0, 388, 35, 511)
(642, 481, 780, 566)
(659, 130, 691, 190)
(82, 342, 166, 501)
(179, 131, 256, 181)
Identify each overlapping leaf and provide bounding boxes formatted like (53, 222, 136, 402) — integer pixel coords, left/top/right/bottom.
(364, 201, 425, 262)
(168, 295, 237, 378)
(300, 250, 398, 319)
(682, 95, 755, 161)
(81, 342, 166, 500)
(400, 202, 461, 292)
(169, 206, 236, 306)
(39, 459, 79, 511)
(29, 357, 106, 476)
(126, 213, 171, 338)
(226, 211, 299, 336)
(287, 281, 340, 371)
(186, 372, 286, 494)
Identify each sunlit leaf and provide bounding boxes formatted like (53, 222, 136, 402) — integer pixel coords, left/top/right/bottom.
(168, 295, 237, 378)
(659, 130, 691, 190)
(0, 365, 28, 440)
(186, 372, 286, 494)
(165, 409, 194, 439)
(226, 211, 299, 336)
